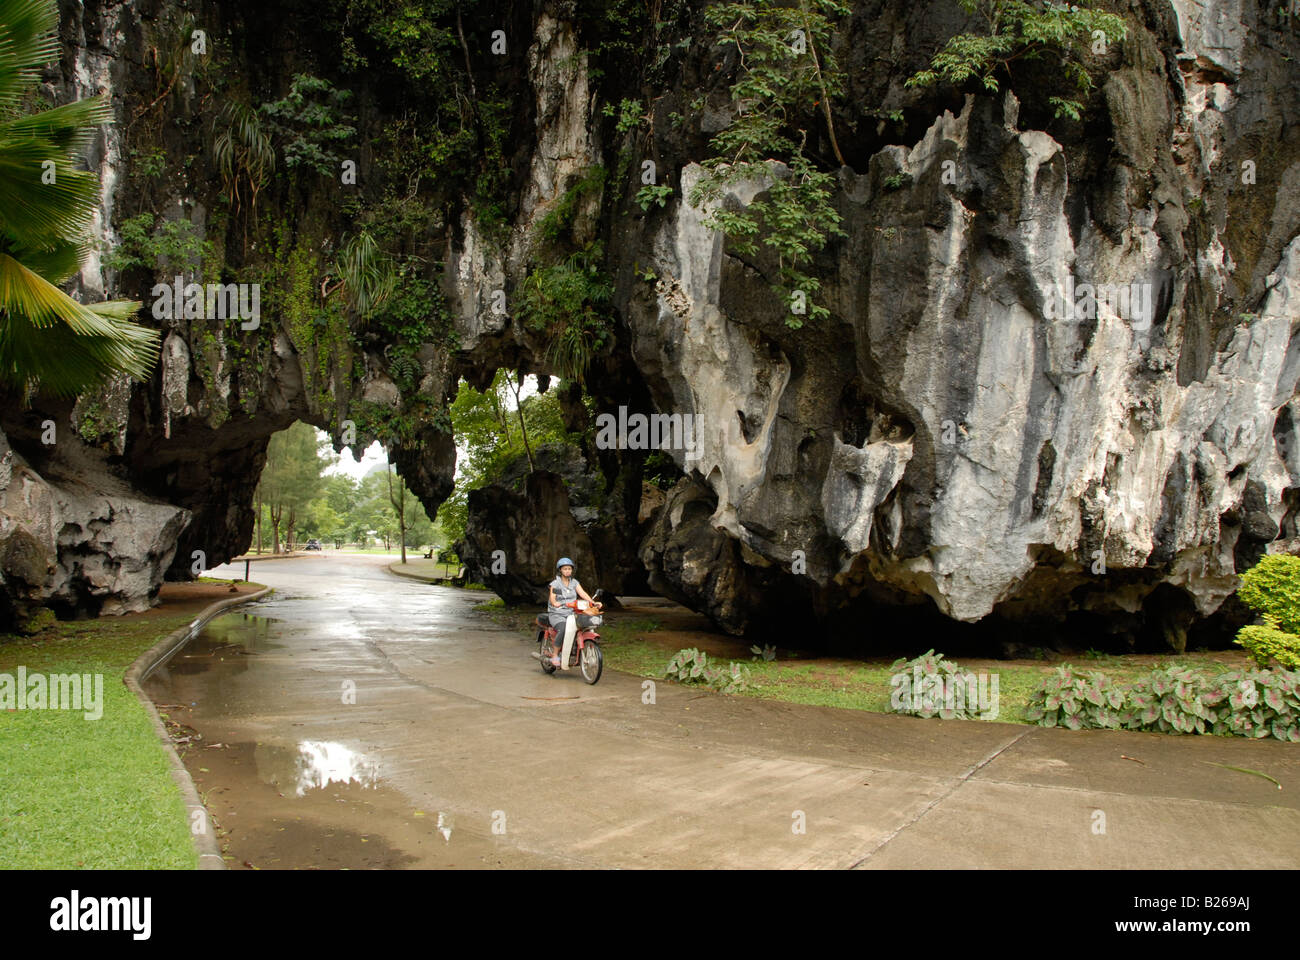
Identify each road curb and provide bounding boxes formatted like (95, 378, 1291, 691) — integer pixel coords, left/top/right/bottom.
(124, 585, 274, 871)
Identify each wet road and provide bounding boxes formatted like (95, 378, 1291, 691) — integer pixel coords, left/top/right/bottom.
(144, 554, 1300, 869)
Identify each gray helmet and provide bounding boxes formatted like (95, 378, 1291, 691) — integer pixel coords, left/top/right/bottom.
(556, 556, 575, 572)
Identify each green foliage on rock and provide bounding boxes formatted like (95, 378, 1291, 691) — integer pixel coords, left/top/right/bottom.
(334, 230, 396, 319)
(536, 166, 606, 244)
(519, 244, 613, 382)
(101, 212, 215, 275)
(690, 0, 850, 327)
(212, 100, 274, 212)
(905, 0, 1128, 121)
(259, 74, 356, 177)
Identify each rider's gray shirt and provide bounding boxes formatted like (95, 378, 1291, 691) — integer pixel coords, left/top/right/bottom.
(548, 577, 583, 619)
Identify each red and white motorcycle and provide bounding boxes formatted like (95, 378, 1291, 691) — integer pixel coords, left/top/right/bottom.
(530, 597, 604, 684)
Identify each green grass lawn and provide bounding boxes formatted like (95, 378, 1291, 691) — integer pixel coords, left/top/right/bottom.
(0, 584, 263, 869)
(476, 602, 1254, 726)
(392, 558, 462, 579)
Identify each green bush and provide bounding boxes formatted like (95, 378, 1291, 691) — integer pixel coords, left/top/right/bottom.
(260, 74, 356, 176)
(1024, 664, 1300, 742)
(905, 0, 1129, 121)
(665, 648, 752, 694)
(1237, 553, 1300, 634)
(102, 212, 213, 274)
(518, 245, 612, 381)
(634, 184, 673, 211)
(1235, 620, 1300, 670)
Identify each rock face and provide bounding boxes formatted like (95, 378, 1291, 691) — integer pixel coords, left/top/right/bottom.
(614, 3, 1300, 645)
(0, 426, 187, 622)
(458, 444, 653, 602)
(4, 0, 1300, 649)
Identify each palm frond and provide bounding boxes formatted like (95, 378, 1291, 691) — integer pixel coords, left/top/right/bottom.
(1, 95, 112, 152)
(0, 251, 119, 332)
(5, 237, 84, 284)
(0, 253, 157, 394)
(0, 306, 157, 397)
(0, 0, 59, 114)
(0, 134, 104, 249)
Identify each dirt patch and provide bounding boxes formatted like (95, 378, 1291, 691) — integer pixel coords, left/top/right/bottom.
(103, 580, 266, 622)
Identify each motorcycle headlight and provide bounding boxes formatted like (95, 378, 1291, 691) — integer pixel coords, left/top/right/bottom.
(589, 616, 602, 626)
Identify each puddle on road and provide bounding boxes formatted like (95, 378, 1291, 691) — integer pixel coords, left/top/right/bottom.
(256, 740, 382, 797)
(152, 612, 281, 677)
(144, 603, 568, 868)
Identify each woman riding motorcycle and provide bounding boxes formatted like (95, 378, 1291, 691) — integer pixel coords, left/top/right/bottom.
(547, 557, 600, 669)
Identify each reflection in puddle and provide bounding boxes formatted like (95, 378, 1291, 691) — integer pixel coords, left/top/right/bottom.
(256, 740, 381, 796)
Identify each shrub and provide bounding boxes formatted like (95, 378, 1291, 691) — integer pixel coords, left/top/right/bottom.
(1237, 553, 1300, 634)
(518, 244, 613, 381)
(888, 649, 998, 720)
(1023, 665, 1125, 730)
(1024, 664, 1300, 742)
(102, 212, 213, 274)
(260, 74, 356, 176)
(665, 648, 752, 694)
(1235, 620, 1300, 670)
(1121, 666, 1216, 735)
(634, 184, 673, 211)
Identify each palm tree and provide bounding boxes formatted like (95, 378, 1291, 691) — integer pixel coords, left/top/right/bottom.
(0, 0, 159, 398)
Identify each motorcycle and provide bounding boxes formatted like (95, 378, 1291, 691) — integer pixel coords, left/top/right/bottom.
(530, 597, 604, 684)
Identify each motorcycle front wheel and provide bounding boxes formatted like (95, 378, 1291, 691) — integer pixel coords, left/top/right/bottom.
(579, 640, 603, 684)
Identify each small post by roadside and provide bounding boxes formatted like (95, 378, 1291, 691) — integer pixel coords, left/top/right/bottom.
(244, 559, 250, 582)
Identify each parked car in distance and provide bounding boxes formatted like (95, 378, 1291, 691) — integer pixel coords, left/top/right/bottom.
(305, 539, 322, 550)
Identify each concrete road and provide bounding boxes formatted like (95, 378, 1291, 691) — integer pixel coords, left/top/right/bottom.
(145, 553, 1300, 869)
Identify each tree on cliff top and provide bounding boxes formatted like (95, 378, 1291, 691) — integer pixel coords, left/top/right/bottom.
(906, 0, 1128, 121)
(691, 0, 850, 328)
(0, 0, 160, 399)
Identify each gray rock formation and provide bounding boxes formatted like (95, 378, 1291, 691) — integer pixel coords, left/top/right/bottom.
(4, 0, 1298, 649)
(0, 425, 187, 622)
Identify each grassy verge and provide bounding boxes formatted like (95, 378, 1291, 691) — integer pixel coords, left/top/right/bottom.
(390, 558, 462, 580)
(0, 584, 264, 868)
(476, 603, 1252, 725)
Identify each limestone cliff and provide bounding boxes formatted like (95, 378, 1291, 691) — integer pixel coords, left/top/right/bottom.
(2, 0, 1298, 653)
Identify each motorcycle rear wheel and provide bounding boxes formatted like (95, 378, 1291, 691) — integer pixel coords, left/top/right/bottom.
(579, 640, 603, 684)
(538, 632, 556, 674)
